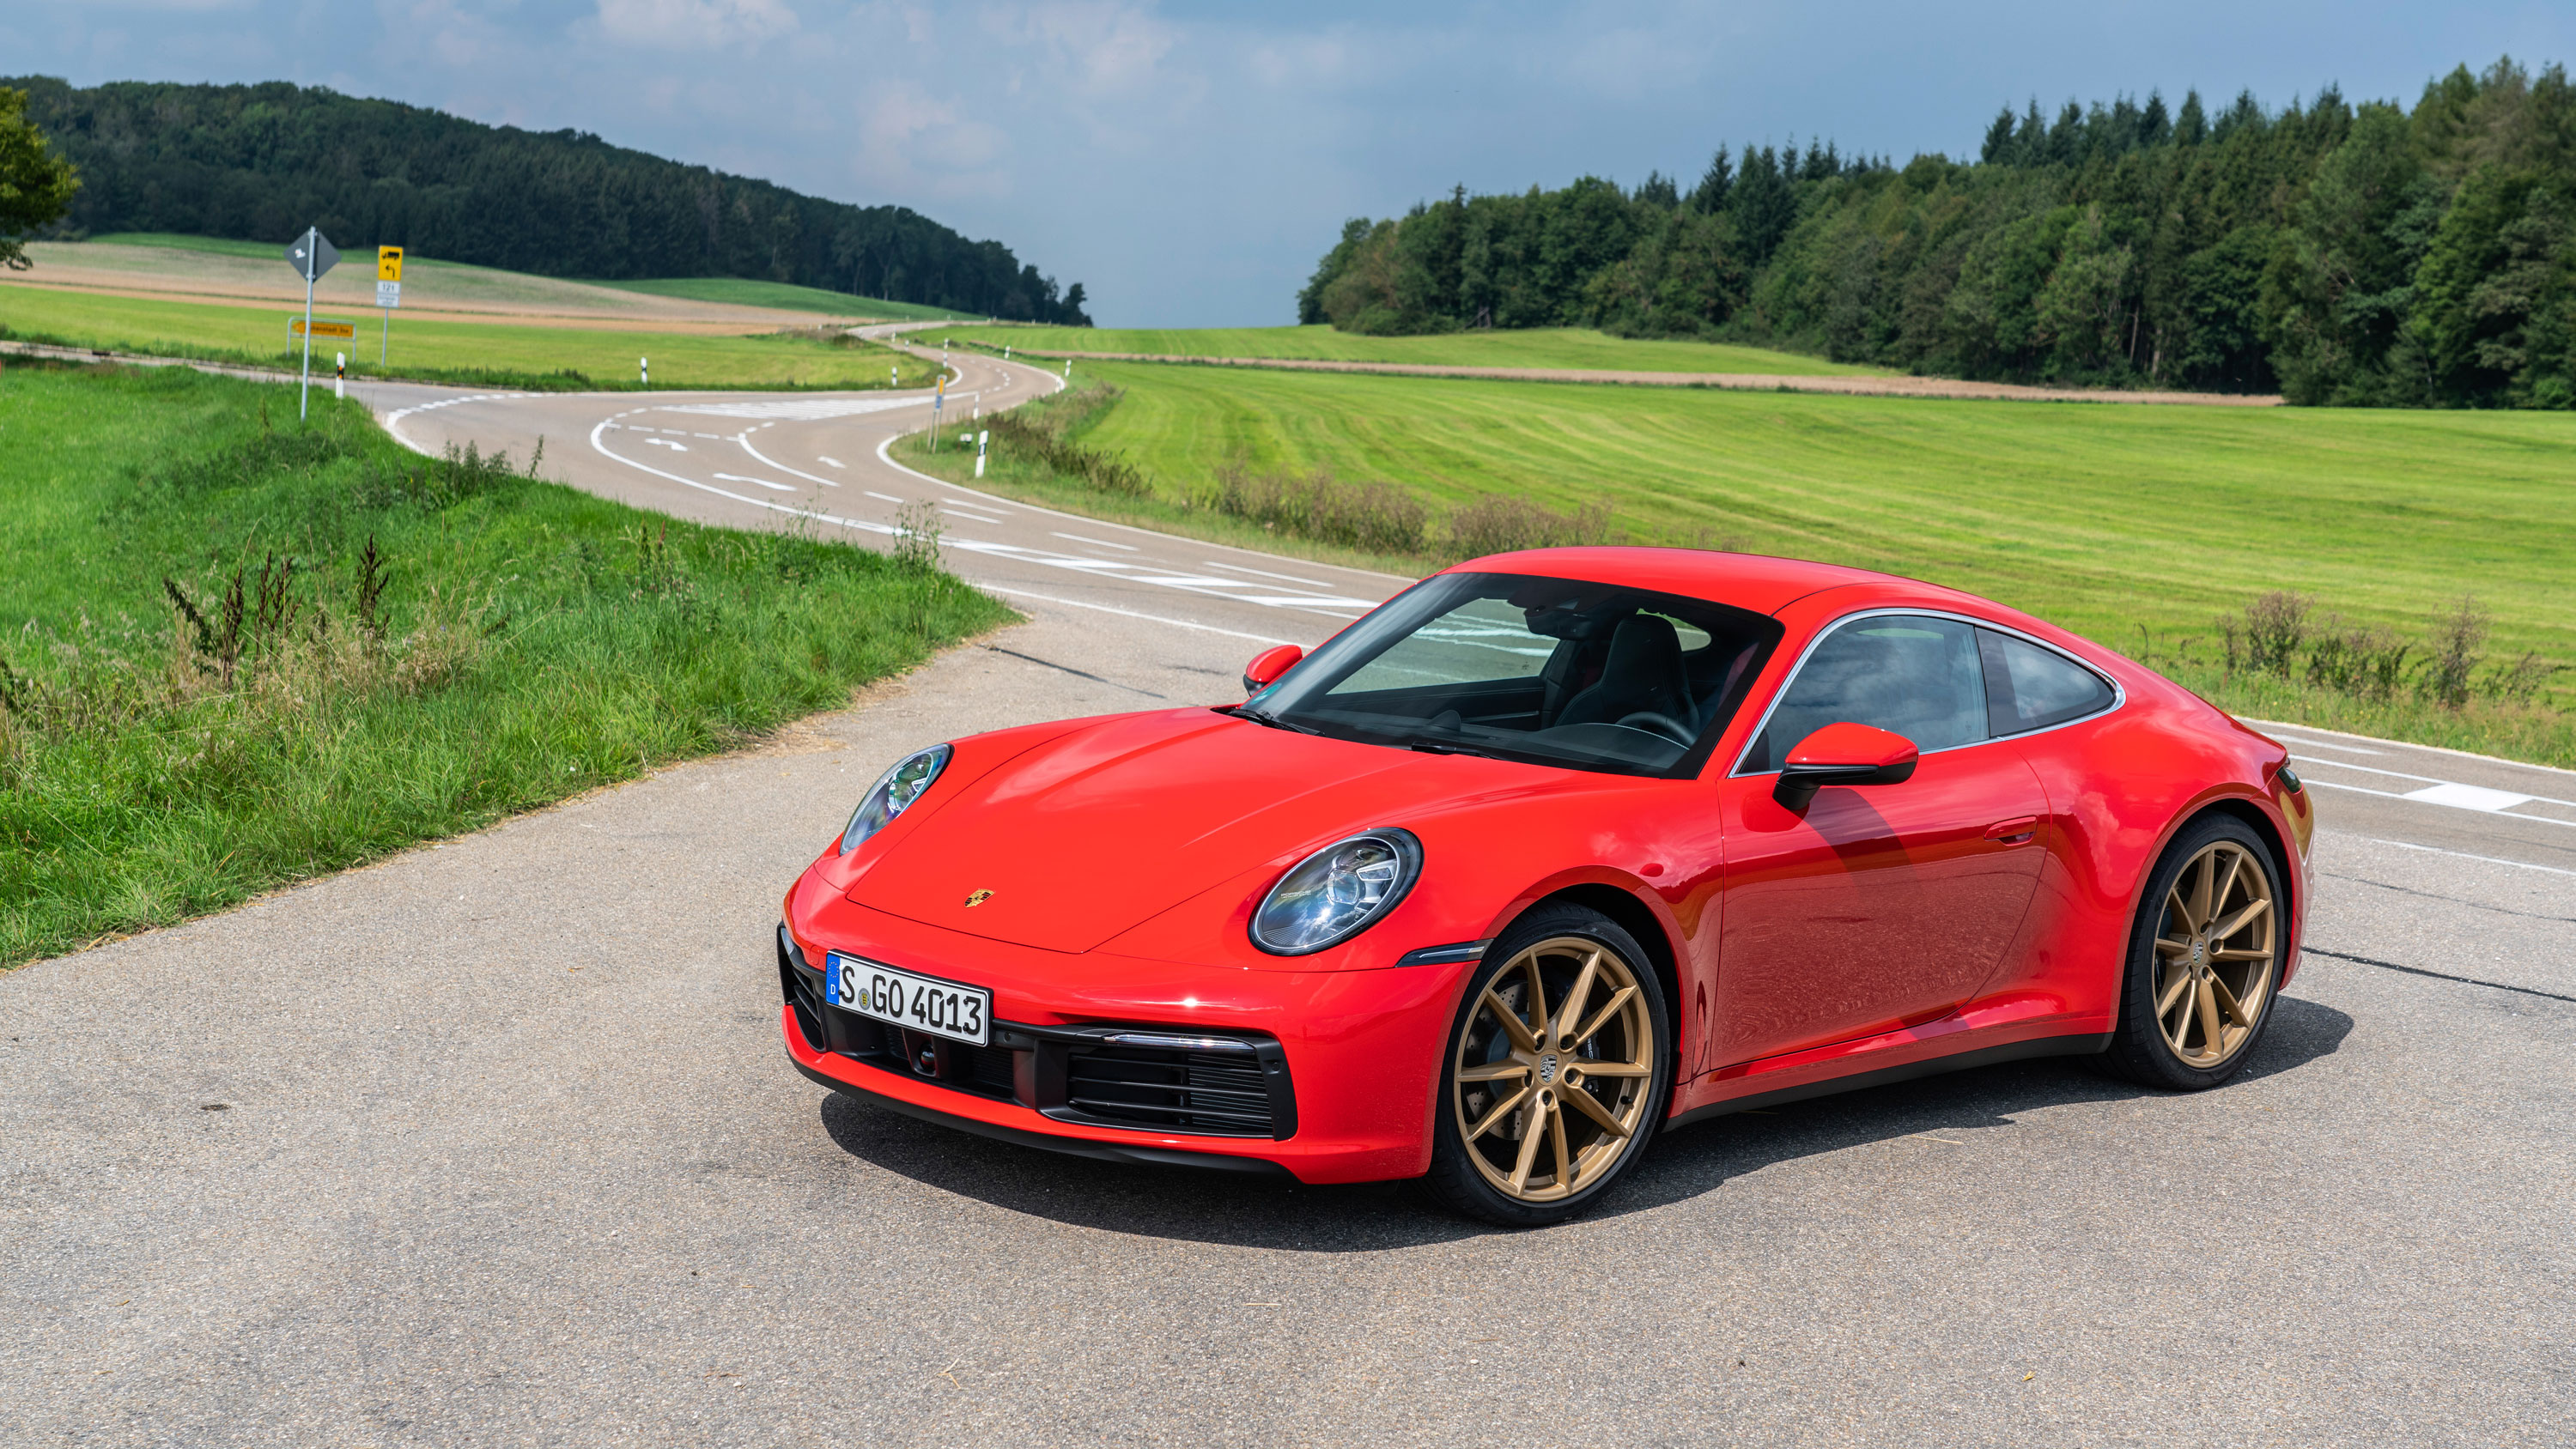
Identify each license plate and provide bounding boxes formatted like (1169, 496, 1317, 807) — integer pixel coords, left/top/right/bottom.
(823, 952, 990, 1047)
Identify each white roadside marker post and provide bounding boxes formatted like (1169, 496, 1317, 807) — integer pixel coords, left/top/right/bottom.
(641, 356, 648, 386)
(975, 429, 988, 479)
(335, 352, 346, 398)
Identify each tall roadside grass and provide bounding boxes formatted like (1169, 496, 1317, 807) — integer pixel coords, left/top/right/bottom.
(0, 363, 1012, 965)
(899, 382, 1643, 571)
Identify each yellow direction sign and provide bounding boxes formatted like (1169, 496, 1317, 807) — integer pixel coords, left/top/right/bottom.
(378, 246, 404, 282)
(292, 318, 356, 339)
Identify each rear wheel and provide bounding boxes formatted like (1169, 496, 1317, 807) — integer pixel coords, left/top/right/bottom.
(2100, 815, 2283, 1089)
(1420, 906, 1673, 1228)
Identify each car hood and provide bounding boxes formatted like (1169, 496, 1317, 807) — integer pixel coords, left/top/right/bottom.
(848, 708, 1546, 954)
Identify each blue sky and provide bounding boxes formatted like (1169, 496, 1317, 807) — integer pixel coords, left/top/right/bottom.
(8, 2, 2569, 326)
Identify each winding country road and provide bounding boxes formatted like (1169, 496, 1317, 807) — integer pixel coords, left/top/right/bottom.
(5, 354, 2571, 1446)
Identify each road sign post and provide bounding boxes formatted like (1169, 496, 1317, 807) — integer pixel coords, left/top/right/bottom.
(284, 227, 341, 419)
(376, 247, 403, 366)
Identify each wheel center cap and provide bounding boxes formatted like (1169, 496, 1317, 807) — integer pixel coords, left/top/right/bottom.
(1537, 1052, 1559, 1084)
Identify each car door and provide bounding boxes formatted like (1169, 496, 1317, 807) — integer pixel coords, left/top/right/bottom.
(1706, 612, 2050, 1068)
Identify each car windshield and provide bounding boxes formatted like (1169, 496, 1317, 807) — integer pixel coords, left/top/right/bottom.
(1248, 571, 1782, 777)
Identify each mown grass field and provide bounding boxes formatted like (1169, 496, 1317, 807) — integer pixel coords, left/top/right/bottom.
(600, 276, 981, 320)
(950, 324, 1884, 375)
(0, 284, 945, 391)
(910, 361, 2576, 761)
(0, 364, 1010, 965)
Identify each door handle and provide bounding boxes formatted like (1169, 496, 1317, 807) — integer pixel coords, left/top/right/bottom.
(1984, 815, 2040, 843)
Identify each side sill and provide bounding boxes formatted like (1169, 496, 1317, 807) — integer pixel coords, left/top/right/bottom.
(792, 1054, 1298, 1179)
(1662, 1032, 2114, 1133)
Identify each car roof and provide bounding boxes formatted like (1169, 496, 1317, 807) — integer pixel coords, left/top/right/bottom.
(1442, 546, 1912, 617)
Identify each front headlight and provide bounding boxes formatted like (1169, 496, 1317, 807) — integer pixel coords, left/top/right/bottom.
(1250, 828, 1422, 955)
(840, 743, 953, 854)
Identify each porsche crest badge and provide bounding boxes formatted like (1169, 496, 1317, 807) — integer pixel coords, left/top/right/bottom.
(963, 889, 994, 907)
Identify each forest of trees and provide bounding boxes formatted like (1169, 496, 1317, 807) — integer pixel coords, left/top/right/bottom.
(8, 76, 1091, 324)
(1301, 59, 2574, 405)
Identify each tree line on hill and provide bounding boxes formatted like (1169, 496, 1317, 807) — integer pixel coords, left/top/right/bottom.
(1300, 58, 2574, 405)
(4, 77, 1091, 324)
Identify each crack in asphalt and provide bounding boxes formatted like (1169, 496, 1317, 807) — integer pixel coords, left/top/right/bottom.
(981, 644, 1167, 699)
(2305, 947, 2576, 1004)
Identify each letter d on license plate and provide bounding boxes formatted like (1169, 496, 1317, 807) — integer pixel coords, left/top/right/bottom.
(823, 952, 990, 1046)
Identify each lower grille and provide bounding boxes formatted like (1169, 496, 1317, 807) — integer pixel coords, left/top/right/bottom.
(1060, 1045, 1279, 1137)
(775, 922, 1295, 1139)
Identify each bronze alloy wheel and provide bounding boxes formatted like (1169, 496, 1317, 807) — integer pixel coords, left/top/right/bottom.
(2148, 839, 2279, 1070)
(1451, 935, 1657, 1203)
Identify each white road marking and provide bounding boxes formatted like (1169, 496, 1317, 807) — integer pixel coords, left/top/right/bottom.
(865, 491, 905, 504)
(2404, 782, 2537, 813)
(2265, 735, 2385, 756)
(1054, 532, 1139, 551)
(979, 587, 1298, 646)
(2342, 834, 2576, 878)
(659, 396, 924, 421)
(645, 439, 688, 452)
(733, 433, 842, 490)
(711, 471, 796, 493)
(2293, 755, 2573, 809)
(1202, 561, 1331, 588)
(2300, 776, 2575, 831)
(2249, 715, 2576, 779)
(819, 457, 845, 469)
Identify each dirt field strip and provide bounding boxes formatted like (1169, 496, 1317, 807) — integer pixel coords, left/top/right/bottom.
(1005, 349, 2286, 406)
(0, 275, 844, 334)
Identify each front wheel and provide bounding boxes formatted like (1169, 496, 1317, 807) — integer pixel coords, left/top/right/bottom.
(1420, 906, 1674, 1228)
(2099, 815, 2284, 1090)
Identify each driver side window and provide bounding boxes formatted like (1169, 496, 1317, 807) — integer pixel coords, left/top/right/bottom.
(1739, 615, 1989, 773)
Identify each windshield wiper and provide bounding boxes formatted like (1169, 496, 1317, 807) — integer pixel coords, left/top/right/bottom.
(1228, 706, 1318, 734)
(1408, 740, 1498, 759)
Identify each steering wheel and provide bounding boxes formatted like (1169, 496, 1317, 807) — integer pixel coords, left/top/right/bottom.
(1615, 711, 1696, 745)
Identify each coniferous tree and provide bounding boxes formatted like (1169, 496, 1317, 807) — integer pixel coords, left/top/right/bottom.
(1303, 58, 2576, 407)
(1689, 146, 1735, 212)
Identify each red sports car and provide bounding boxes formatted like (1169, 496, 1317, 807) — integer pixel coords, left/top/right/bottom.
(779, 548, 2312, 1225)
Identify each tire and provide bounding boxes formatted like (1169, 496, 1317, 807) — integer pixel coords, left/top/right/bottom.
(2098, 814, 2285, 1090)
(1419, 904, 1674, 1228)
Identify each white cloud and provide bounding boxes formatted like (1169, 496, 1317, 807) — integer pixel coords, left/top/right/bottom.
(594, 0, 799, 50)
(847, 80, 1015, 200)
(976, 1, 1175, 96)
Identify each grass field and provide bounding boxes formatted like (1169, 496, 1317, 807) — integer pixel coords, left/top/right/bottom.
(0, 363, 1011, 965)
(90, 235, 972, 320)
(0, 285, 945, 391)
(948, 324, 1886, 376)
(600, 277, 981, 320)
(88, 232, 296, 259)
(906, 361, 2575, 761)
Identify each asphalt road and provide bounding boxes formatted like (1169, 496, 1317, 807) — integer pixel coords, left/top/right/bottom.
(4, 363, 2572, 1446)
(354, 340, 1405, 654)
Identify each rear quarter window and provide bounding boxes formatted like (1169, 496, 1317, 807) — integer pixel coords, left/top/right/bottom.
(1978, 630, 2117, 735)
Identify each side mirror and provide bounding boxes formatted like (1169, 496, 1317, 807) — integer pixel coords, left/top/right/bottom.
(1773, 723, 1919, 810)
(1242, 644, 1303, 695)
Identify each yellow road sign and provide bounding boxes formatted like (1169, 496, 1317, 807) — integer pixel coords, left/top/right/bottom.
(378, 246, 404, 282)
(292, 318, 356, 339)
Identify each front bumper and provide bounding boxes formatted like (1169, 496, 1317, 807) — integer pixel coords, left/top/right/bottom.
(779, 874, 1471, 1185)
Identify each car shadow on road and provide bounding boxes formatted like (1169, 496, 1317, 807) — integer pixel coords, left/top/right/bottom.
(816, 994, 2354, 1250)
